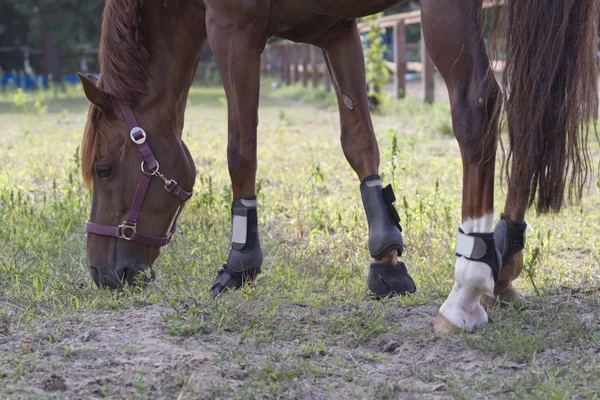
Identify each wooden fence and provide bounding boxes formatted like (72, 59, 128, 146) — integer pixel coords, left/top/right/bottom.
(261, 1, 504, 103)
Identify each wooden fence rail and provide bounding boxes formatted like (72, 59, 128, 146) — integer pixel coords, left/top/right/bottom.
(262, 1, 504, 103)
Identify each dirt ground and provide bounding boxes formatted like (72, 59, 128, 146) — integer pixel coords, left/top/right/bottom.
(1, 290, 599, 399)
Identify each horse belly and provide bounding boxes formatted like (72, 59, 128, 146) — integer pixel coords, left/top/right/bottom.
(311, 0, 406, 18)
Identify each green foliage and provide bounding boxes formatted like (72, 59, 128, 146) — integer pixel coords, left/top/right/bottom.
(15, 0, 103, 49)
(0, 1, 31, 69)
(463, 298, 598, 363)
(1, 0, 104, 72)
(362, 14, 390, 109)
(268, 81, 337, 109)
(11, 88, 47, 115)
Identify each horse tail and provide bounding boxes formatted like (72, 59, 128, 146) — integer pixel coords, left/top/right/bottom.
(501, 0, 599, 213)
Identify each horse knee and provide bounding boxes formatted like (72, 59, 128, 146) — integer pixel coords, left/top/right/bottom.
(450, 77, 500, 161)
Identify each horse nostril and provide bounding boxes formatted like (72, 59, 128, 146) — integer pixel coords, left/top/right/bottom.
(89, 266, 154, 289)
(98, 268, 126, 290)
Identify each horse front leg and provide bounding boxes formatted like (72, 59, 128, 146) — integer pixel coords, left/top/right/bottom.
(205, 10, 268, 297)
(316, 20, 416, 298)
(421, 0, 502, 332)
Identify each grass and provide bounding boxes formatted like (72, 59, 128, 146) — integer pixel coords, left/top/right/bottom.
(1, 82, 600, 398)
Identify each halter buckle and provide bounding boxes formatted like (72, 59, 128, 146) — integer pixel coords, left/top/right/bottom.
(141, 160, 159, 175)
(118, 222, 137, 240)
(165, 179, 177, 190)
(130, 127, 147, 144)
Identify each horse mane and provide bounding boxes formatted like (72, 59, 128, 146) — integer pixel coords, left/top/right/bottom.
(82, 0, 152, 186)
(98, 0, 150, 105)
(82, 106, 107, 186)
(82, 0, 188, 186)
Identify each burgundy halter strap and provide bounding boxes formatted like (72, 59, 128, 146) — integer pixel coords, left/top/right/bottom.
(85, 102, 193, 247)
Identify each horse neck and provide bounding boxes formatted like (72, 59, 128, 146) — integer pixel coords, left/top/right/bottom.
(137, 3, 205, 136)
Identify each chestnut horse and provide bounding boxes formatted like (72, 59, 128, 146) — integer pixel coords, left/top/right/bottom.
(79, 0, 599, 333)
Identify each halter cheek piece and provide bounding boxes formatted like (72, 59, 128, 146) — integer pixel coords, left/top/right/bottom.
(85, 102, 193, 246)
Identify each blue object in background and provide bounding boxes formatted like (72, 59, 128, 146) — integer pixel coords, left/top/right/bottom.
(64, 74, 80, 84)
(1, 72, 47, 90)
(1, 72, 98, 90)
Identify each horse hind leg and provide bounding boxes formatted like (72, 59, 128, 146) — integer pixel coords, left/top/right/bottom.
(421, 0, 502, 333)
(316, 20, 416, 298)
(205, 11, 268, 297)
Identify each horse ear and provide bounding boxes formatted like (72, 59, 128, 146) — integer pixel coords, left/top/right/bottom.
(86, 73, 99, 86)
(78, 73, 110, 110)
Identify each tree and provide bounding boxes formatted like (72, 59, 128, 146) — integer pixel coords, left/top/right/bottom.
(363, 14, 390, 110)
(16, 0, 103, 49)
(14, 0, 104, 74)
(0, 0, 31, 70)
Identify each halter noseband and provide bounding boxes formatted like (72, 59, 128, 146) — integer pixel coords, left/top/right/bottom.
(85, 102, 193, 247)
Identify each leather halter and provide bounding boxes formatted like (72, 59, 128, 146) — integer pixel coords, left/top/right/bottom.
(85, 102, 193, 247)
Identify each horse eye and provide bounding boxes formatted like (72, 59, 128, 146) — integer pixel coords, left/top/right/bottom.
(95, 165, 115, 179)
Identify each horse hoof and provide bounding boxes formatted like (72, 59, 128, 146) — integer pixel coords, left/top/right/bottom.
(436, 299, 488, 333)
(209, 265, 261, 298)
(433, 313, 461, 334)
(367, 261, 416, 299)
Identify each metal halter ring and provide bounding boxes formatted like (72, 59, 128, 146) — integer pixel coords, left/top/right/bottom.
(130, 127, 147, 144)
(118, 222, 137, 240)
(141, 160, 159, 175)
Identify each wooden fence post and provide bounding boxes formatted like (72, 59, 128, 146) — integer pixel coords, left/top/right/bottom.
(280, 45, 287, 83)
(394, 20, 406, 99)
(261, 48, 267, 77)
(267, 46, 275, 76)
(275, 47, 280, 78)
(285, 44, 292, 85)
(311, 45, 319, 89)
(302, 44, 309, 87)
(267, 47, 273, 77)
(421, 28, 435, 103)
(324, 65, 332, 92)
(292, 44, 300, 84)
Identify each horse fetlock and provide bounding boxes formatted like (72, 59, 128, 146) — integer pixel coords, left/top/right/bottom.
(360, 174, 403, 259)
(437, 257, 493, 333)
(374, 249, 398, 265)
(495, 251, 524, 293)
(481, 283, 520, 310)
(227, 196, 263, 273)
(454, 257, 495, 297)
(494, 214, 527, 267)
(210, 196, 263, 297)
(437, 216, 498, 332)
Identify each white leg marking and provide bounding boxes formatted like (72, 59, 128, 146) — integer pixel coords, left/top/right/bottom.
(439, 213, 495, 332)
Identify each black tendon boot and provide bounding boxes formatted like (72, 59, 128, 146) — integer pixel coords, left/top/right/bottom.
(361, 175, 416, 298)
(494, 214, 527, 266)
(210, 196, 263, 297)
